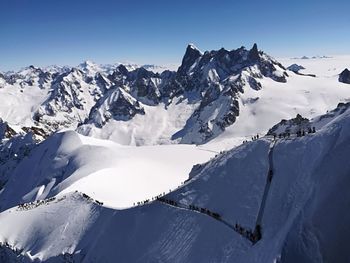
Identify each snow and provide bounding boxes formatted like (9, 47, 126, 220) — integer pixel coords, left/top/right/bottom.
(77, 60, 103, 77)
(75, 55, 350, 148)
(61, 135, 215, 208)
(0, 131, 215, 211)
(0, 55, 350, 262)
(80, 97, 200, 145)
(204, 55, 350, 151)
(280, 55, 350, 77)
(2, 105, 350, 262)
(0, 193, 101, 261)
(0, 83, 48, 127)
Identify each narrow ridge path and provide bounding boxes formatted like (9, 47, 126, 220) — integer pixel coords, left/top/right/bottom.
(254, 140, 276, 231)
(156, 198, 258, 243)
(155, 138, 280, 244)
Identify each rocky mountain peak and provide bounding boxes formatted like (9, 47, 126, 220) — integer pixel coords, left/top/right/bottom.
(116, 64, 129, 75)
(177, 44, 203, 75)
(248, 43, 260, 61)
(129, 67, 157, 80)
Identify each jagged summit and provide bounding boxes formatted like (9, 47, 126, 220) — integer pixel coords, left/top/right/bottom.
(177, 43, 203, 75)
(187, 43, 202, 52)
(248, 43, 260, 61)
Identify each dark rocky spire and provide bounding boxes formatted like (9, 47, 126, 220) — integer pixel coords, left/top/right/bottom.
(248, 43, 260, 62)
(177, 44, 202, 75)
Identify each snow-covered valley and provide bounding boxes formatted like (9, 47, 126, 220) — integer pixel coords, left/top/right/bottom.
(0, 45, 349, 262)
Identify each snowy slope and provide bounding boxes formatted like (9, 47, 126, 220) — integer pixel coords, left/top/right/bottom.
(1, 103, 350, 262)
(77, 95, 199, 145)
(0, 131, 214, 211)
(0, 77, 48, 127)
(203, 55, 350, 152)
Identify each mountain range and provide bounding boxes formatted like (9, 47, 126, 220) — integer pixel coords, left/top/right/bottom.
(0, 44, 289, 144)
(0, 44, 350, 262)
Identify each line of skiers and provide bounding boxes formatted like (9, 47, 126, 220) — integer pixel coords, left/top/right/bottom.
(234, 223, 262, 243)
(17, 196, 56, 210)
(157, 197, 178, 206)
(273, 127, 316, 140)
(188, 204, 221, 219)
(81, 192, 104, 206)
(157, 197, 221, 220)
(244, 127, 318, 144)
(134, 191, 168, 206)
(243, 134, 260, 144)
(133, 180, 191, 207)
(252, 134, 260, 141)
(296, 126, 316, 137)
(134, 190, 171, 206)
(155, 196, 263, 243)
(273, 132, 290, 140)
(134, 197, 154, 206)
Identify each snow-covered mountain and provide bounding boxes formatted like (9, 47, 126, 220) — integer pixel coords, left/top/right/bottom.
(2, 44, 287, 142)
(1, 102, 350, 262)
(1, 45, 349, 147)
(0, 44, 350, 262)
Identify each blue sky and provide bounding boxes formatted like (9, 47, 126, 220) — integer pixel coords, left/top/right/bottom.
(1, 0, 349, 71)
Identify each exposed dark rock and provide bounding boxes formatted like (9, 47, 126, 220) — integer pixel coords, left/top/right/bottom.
(339, 68, 350, 84)
(248, 43, 260, 62)
(0, 119, 17, 140)
(84, 87, 145, 128)
(22, 126, 48, 140)
(267, 114, 310, 135)
(177, 44, 202, 76)
(287, 64, 305, 73)
(287, 64, 316, 77)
